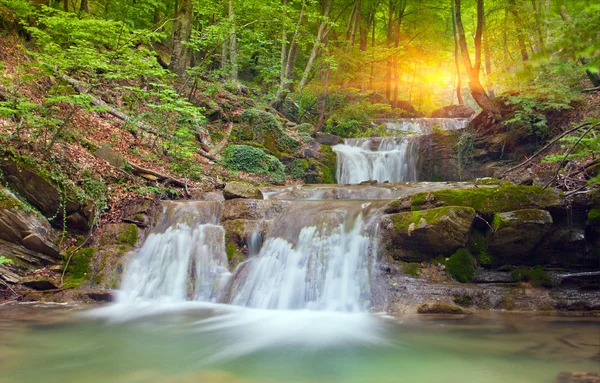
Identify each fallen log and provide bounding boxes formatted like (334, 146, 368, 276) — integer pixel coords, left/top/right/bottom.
(128, 162, 186, 188)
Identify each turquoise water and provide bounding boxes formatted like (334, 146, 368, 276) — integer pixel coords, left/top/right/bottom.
(0, 303, 598, 383)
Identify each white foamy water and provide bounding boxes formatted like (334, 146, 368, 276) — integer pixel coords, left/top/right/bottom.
(384, 118, 469, 134)
(227, 211, 373, 311)
(118, 202, 231, 304)
(333, 137, 418, 184)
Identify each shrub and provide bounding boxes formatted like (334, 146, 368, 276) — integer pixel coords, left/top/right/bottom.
(236, 109, 300, 153)
(0, 256, 13, 264)
(446, 249, 475, 283)
(512, 265, 552, 287)
(324, 119, 362, 138)
(221, 145, 286, 183)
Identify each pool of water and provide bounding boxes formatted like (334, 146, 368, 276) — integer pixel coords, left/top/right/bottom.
(1, 303, 598, 383)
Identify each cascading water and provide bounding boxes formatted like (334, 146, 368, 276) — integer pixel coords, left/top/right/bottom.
(118, 201, 231, 304)
(333, 137, 418, 184)
(333, 118, 468, 184)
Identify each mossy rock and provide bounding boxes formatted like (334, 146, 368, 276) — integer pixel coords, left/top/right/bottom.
(417, 303, 465, 314)
(408, 184, 562, 215)
(223, 181, 263, 200)
(446, 248, 475, 283)
(62, 247, 96, 288)
(488, 209, 553, 265)
(588, 208, 600, 225)
(382, 206, 475, 262)
(304, 159, 335, 184)
(233, 109, 300, 154)
(100, 223, 139, 247)
(512, 265, 552, 287)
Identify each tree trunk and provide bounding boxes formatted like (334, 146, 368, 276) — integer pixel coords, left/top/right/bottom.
(272, 2, 305, 110)
(507, 0, 529, 63)
(317, 61, 331, 130)
(350, 0, 360, 46)
(454, 0, 502, 115)
(229, 0, 238, 81)
(530, 0, 545, 52)
(451, 0, 463, 104)
(280, 0, 288, 83)
(79, 0, 89, 13)
(64, 0, 68, 12)
(298, 0, 332, 92)
(482, 6, 494, 97)
(170, 0, 194, 77)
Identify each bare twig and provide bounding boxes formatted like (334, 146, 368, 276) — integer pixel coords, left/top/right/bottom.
(503, 122, 593, 175)
(543, 123, 599, 189)
(582, 86, 600, 93)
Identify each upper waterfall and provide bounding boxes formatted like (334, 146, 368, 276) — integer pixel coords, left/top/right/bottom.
(333, 118, 468, 184)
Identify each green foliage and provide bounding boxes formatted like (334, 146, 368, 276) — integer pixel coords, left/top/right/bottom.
(456, 132, 475, 174)
(512, 266, 552, 288)
(446, 249, 475, 283)
(0, 255, 12, 264)
(505, 93, 574, 139)
(235, 109, 300, 154)
(324, 119, 362, 138)
(287, 159, 308, 180)
(542, 120, 600, 177)
(588, 208, 600, 224)
(221, 145, 285, 183)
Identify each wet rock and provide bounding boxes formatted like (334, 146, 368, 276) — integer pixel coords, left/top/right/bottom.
(22, 275, 59, 290)
(488, 209, 553, 264)
(430, 105, 476, 118)
(223, 181, 263, 200)
(0, 265, 21, 284)
(314, 132, 342, 146)
(556, 372, 600, 383)
(381, 206, 476, 261)
(82, 289, 115, 302)
(417, 303, 465, 314)
(473, 270, 515, 283)
(222, 199, 290, 221)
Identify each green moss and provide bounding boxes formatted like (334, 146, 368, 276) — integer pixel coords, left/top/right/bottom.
(287, 159, 309, 179)
(226, 243, 237, 262)
(453, 294, 473, 307)
(401, 262, 420, 276)
(588, 208, 600, 225)
(417, 303, 465, 314)
(221, 145, 286, 183)
(391, 206, 474, 232)
(235, 109, 300, 154)
(62, 247, 96, 288)
(410, 184, 560, 214)
(430, 255, 447, 265)
(320, 145, 337, 184)
(304, 159, 335, 184)
(297, 123, 315, 134)
(492, 209, 551, 231)
(446, 248, 475, 283)
(512, 265, 552, 287)
(476, 251, 494, 267)
(117, 224, 138, 246)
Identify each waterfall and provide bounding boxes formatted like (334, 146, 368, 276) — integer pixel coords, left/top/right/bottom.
(333, 137, 418, 184)
(117, 200, 379, 314)
(118, 201, 231, 304)
(226, 202, 374, 311)
(334, 118, 468, 184)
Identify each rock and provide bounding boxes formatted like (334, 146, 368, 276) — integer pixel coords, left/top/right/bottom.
(82, 289, 115, 302)
(406, 184, 563, 215)
(222, 199, 290, 221)
(417, 303, 465, 314)
(488, 209, 553, 264)
(21, 233, 60, 259)
(223, 181, 264, 200)
(381, 206, 476, 262)
(391, 100, 423, 117)
(430, 105, 476, 119)
(0, 160, 91, 230)
(0, 264, 21, 284)
(94, 146, 127, 168)
(556, 372, 600, 383)
(22, 275, 59, 290)
(314, 132, 342, 146)
(473, 270, 515, 283)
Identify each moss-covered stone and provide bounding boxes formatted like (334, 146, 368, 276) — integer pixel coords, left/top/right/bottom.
(409, 184, 562, 214)
(62, 247, 96, 288)
(417, 303, 465, 314)
(446, 248, 475, 283)
(304, 159, 335, 184)
(488, 209, 553, 265)
(401, 262, 420, 277)
(117, 224, 138, 246)
(223, 181, 263, 200)
(382, 206, 475, 262)
(512, 265, 552, 287)
(233, 109, 300, 155)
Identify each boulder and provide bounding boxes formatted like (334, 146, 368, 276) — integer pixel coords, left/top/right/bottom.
(417, 303, 465, 314)
(430, 105, 476, 119)
(222, 199, 290, 221)
(391, 100, 423, 117)
(223, 181, 264, 200)
(21, 233, 60, 259)
(93, 146, 127, 168)
(314, 132, 342, 146)
(381, 206, 476, 262)
(0, 160, 92, 230)
(488, 209, 553, 264)
(22, 275, 59, 290)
